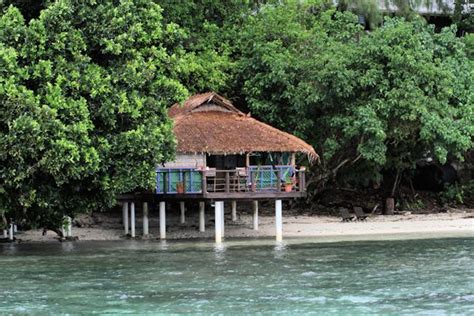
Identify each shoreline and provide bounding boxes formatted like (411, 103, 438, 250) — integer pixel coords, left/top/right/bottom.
(7, 209, 474, 244)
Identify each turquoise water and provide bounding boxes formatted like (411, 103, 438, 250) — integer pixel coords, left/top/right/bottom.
(0, 237, 473, 314)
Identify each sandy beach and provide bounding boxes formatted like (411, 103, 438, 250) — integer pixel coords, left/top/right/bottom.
(12, 205, 474, 243)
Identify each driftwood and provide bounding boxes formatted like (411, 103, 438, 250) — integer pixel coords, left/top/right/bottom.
(42, 227, 64, 238)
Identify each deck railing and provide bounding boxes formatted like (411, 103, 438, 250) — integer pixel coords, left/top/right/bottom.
(156, 165, 306, 195)
(156, 168, 203, 194)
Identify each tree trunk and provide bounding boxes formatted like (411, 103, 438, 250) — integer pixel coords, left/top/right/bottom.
(385, 197, 395, 215)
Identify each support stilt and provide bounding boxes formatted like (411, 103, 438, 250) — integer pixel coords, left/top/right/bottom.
(159, 201, 166, 239)
(215, 201, 223, 243)
(13, 224, 17, 233)
(66, 216, 72, 237)
(221, 202, 225, 237)
(180, 201, 186, 224)
(8, 223, 13, 241)
(122, 202, 129, 235)
(143, 202, 149, 237)
(275, 200, 283, 242)
(231, 201, 237, 222)
(253, 201, 259, 231)
(199, 202, 205, 232)
(3, 230, 7, 238)
(130, 202, 136, 238)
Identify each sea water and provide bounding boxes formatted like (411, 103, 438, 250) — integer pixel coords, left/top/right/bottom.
(0, 237, 473, 314)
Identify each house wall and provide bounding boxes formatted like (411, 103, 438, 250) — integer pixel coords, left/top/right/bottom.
(164, 154, 206, 168)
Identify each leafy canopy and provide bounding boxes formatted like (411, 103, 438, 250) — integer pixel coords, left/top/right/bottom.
(0, 0, 193, 228)
(235, 1, 473, 188)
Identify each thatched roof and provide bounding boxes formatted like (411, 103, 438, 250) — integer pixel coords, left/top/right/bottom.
(169, 92, 318, 161)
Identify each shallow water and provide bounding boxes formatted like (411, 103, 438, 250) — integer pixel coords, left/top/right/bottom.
(0, 237, 473, 314)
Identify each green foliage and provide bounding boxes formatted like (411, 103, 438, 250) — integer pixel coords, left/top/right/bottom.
(439, 183, 467, 205)
(0, 0, 47, 22)
(0, 0, 193, 227)
(0, 0, 472, 229)
(439, 179, 474, 206)
(403, 197, 426, 212)
(235, 2, 473, 189)
(154, 0, 256, 94)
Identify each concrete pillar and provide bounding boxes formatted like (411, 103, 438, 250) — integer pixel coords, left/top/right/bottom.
(180, 201, 185, 224)
(142, 202, 149, 237)
(8, 223, 13, 241)
(66, 216, 72, 237)
(215, 201, 223, 243)
(122, 202, 129, 235)
(221, 202, 225, 237)
(253, 200, 259, 231)
(199, 202, 205, 232)
(231, 201, 237, 222)
(275, 200, 283, 242)
(159, 201, 166, 239)
(130, 202, 136, 238)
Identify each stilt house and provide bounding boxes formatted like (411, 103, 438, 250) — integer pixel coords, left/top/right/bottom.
(121, 92, 317, 242)
(158, 92, 317, 199)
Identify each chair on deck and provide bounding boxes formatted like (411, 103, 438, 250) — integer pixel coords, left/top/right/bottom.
(339, 208, 355, 222)
(353, 207, 368, 221)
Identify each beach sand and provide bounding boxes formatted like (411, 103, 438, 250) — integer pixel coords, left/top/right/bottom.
(13, 205, 474, 243)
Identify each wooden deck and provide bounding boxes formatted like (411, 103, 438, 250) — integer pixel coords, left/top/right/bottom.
(119, 190, 306, 202)
(119, 166, 307, 202)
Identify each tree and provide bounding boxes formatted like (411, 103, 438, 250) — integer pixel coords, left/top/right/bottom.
(0, 0, 191, 231)
(154, 0, 256, 94)
(235, 2, 473, 196)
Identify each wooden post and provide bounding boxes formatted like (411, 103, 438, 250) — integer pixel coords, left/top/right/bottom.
(231, 201, 237, 222)
(225, 172, 230, 193)
(299, 169, 305, 192)
(159, 201, 166, 239)
(130, 202, 136, 237)
(180, 201, 185, 224)
(275, 200, 283, 242)
(245, 153, 250, 167)
(142, 202, 149, 237)
(182, 171, 186, 194)
(201, 170, 207, 195)
(123, 202, 129, 235)
(163, 171, 168, 194)
(277, 169, 282, 192)
(215, 201, 223, 243)
(199, 202, 205, 232)
(251, 171, 256, 192)
(253, 201, 258, 231)
(290, 153, 296, 166)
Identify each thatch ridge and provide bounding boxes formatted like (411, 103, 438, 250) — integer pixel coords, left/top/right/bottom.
(169, 92, 243, 117)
